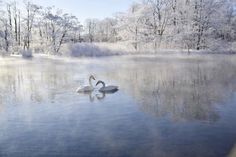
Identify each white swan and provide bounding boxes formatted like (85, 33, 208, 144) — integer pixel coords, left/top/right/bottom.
(76, 75, 96, 93)
(96, 80, 118, 93)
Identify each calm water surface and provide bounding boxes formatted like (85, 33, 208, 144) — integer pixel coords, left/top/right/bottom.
(0, 55, 236, 157)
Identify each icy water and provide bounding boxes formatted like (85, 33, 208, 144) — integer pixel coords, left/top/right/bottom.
(0, 55, 236, 157)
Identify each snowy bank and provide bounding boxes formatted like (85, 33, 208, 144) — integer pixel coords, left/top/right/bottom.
(94, 42, 236, 55)
(7, 42, 236, 59)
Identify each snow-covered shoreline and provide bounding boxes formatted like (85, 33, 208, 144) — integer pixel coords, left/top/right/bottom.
(1, 42, 236, 59)
(60, 42, 236, 57)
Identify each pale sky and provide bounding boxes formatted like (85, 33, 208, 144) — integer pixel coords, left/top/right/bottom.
(31, 0, 137, 23)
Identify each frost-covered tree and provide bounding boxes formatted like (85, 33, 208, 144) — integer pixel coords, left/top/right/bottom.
(22, 1, 41, 50)
(43, 8, 81, 54)
(116, 2, 147, 50)
(95, 18, 118, 42)
(0, 1, 14, 54)
(0, 0, 235, 55)
(115, 0, 235, 51)
(143, 0, 172, 49)
(83, 17, 118, 43)
(84, 18, 98, 43)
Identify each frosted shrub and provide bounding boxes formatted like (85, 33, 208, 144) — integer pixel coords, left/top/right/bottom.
(21, 49, 33, 58)
(61, 43, 121, 57)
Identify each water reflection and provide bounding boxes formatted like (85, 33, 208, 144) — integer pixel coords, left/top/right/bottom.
(105, 55, 236, 122)
(96, 92, 106, 100)
(0, 59, 75, 105)
(77, 91, 118, 102)
(0, 56, 236, 157)
(1, 56, 236, 122)
(78, 92, 96, 102)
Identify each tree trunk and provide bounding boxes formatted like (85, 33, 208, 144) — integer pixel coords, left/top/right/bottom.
(56, 31, 67, 54)
(4, 27, 9, 52)
(18, 11, 21, 46)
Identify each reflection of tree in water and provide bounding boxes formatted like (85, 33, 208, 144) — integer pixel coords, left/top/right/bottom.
(106, 56, 236, 122)
(1, 56, 236, 122)
(0, 59, 74, 104)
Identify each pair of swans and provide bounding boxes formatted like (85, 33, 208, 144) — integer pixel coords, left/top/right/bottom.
(76, 75, 118, 93)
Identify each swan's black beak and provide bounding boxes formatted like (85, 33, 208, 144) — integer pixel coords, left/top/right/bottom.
(96, 81, 100, 86)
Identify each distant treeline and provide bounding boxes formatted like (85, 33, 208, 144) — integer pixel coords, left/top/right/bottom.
(0, 0, 235, 55)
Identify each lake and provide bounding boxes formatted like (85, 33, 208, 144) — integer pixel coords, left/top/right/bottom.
(0, 55, 236, 157)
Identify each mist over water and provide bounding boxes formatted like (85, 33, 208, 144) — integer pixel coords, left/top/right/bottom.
(0, 55, 236, 157)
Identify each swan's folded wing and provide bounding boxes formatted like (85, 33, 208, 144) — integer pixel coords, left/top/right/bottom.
(100, 86, 118, 93)
(77, 86, 94, 93)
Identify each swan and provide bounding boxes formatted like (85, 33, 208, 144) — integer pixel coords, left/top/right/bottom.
(96, 80, 118, 93)
(76, 75, 96, 93)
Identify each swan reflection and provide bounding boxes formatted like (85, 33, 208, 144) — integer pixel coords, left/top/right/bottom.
(78, 90, 118, 102)
(96, 92, 105, 100)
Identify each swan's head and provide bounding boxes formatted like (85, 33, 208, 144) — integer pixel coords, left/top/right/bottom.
(89, 75, 96, 81)
(96, 80, 105, 87)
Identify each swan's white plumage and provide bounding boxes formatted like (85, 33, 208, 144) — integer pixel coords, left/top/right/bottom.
(76, 86, 94, 93)
(77, 75, 95, 93)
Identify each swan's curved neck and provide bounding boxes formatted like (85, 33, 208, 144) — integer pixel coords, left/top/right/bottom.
(98, 81, 105, 87)
(101, 81, 105, 87)
(89, 77, 93, 87)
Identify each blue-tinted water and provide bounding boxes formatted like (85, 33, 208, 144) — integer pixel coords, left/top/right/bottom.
(0, 55, 236, 157)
